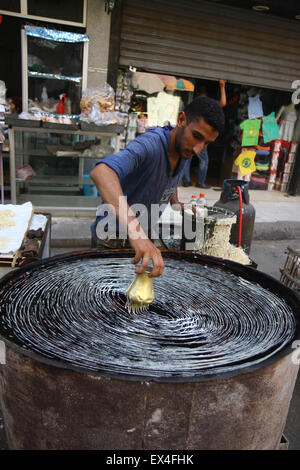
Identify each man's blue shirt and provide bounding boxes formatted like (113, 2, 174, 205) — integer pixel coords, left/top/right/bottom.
(92, 125, 188, 235)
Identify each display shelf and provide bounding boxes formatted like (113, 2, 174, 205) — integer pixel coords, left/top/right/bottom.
(42, 121, 79, 131)
(9, 125, 122, 211)
(7, 120, 124, 135)
(15, 148, 82, 158)
(79, 122, 124, 134)
(28, 71, 82, 83)
(16, 175, 95, 185)
(14, 144, 113, 159)
(17, 194, 100, 217)
(6, 115, 41, 128)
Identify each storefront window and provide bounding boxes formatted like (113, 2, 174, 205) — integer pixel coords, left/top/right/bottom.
(22, 26, 89, 115)
(0, 0, 20, 13)
(27, 34, 84, 115)
(27, 0, 84, 24)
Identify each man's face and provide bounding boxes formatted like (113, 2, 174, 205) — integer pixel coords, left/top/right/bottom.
(175, 112, 219, 159)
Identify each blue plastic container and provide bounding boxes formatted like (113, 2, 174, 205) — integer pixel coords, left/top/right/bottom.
(83, 175, 98, 196)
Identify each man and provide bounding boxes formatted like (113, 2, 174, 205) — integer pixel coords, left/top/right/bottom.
(182, 80, 226, 189)
(90, 96, 225, 278)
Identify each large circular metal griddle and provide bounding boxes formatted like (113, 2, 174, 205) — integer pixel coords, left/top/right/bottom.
(0, 250, 299, 382)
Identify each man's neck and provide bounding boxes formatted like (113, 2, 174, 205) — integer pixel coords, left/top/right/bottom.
(169, 128, 180, 174)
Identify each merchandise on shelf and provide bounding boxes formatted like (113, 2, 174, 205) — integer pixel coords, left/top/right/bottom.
(115, 71, 133, 114)
(56, 94, 66, 114)
(16, 165, 36, 181)
(18, 111, 74, 125)
(79, 84, 126, 126)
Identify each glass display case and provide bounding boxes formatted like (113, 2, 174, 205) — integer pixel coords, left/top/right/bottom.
(21, 26, 89, 116)
(8, 123, 123, 213)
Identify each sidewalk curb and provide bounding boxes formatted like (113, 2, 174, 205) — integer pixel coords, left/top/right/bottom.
(52, 238, 91, 248)
(50, 218, 300, 247)
(253, 222, 300, 240)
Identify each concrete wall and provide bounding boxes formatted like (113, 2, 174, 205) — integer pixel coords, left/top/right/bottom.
(86, 0, 112, 88)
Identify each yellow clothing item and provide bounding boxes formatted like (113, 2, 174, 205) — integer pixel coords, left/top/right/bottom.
(234, 150, 256, 176)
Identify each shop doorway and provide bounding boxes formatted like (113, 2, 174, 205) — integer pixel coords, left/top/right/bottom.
(116, 68, 298, 192)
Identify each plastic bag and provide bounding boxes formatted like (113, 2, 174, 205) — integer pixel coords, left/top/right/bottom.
(19, 111, 42, 121)
(16, 165, 36, 180)
(80, 84, 124, 125)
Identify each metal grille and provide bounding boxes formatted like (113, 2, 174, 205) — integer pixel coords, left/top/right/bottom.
(119, 0, 300, 91)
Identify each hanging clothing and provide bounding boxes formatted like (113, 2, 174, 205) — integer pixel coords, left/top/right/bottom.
(262, 112, 280, 143)
(234, 150, 256, 176)
(248, 95, 264, 119)
(293, 113, 300, 142)
(125, 112, 138, 145)
(278, 107, 297, 141)
(240, 119, 261, 146)
(255, 162, 270, 171)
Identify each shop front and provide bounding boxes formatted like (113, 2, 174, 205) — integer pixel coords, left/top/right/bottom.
(0, 1, 119, 215)
(109, 0, 300, 193)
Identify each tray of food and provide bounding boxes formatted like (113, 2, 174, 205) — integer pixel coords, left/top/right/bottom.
(41, 115, 78, 130)
(0, 202, 34, 266)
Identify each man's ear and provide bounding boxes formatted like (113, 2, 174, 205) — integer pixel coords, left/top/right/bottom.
(177, 111, 186, 127)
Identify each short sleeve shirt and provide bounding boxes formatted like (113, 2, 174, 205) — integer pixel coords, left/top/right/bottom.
(240, 119, 261, 146)
(262, 112, 279, 143)
(94, 125, 188, 234)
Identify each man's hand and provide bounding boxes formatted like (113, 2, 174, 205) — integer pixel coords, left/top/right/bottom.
(129, 237, 164, 278)
(90, 164, 164, 277)
(171, 201, 197, 216)
(171, 201, 185, 212)
(219, 79, 226, 87)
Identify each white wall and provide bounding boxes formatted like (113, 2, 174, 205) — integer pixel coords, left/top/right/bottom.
(86, 0, 111, 88)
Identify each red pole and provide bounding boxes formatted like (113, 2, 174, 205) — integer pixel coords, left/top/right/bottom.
(236, 186, 243, 247)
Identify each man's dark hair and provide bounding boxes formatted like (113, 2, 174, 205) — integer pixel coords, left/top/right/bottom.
(184, 96, 225, 134)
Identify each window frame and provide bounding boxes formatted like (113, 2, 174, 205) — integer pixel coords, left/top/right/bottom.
(0, 0, 87, 27)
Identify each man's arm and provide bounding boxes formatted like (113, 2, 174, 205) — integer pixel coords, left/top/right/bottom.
(170, 187, 197, 215)
(170, 188, 184, 211)
(90, 163, 164, 278)
(219, 80, 226, 108)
